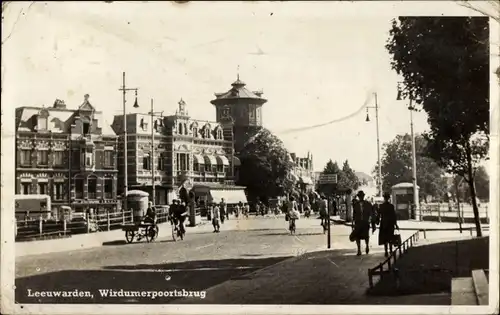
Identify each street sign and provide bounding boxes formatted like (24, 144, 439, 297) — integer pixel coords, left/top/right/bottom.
(318, 174, 338, 184)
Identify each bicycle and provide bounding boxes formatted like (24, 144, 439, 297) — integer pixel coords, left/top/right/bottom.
(170, 216, 186, 241)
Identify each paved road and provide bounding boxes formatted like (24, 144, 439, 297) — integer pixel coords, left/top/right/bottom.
(16, 216, 355, 304)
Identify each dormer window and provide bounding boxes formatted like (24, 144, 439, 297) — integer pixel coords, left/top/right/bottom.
(37, 109, 49, 131)
(217, 129, 223, 140)
(193, 127, 198, 138)
(204, 127, 211, 139)
(83, 122, 90, 135)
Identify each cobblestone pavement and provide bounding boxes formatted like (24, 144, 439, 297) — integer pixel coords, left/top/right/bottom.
(16, 216, 356, 304)
(16, 216, 469, 305)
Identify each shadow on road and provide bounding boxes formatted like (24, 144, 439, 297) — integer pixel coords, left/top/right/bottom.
(368, 236, 489, 296)
(102, 240, 128, 246)
(15, 256, 292, 304)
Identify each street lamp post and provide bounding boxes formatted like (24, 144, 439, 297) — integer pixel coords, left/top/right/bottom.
(397, 83, 419, 220)
(118, 72, 139, 212)
(365, 92, 383, 197)
(149, 98, 163, 206)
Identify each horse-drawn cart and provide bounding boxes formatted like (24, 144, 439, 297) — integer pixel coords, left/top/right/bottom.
(122, 221, 159, 243)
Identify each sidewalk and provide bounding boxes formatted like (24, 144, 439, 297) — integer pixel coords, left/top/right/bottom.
(176, 231, 473, 305)
(332, 216, 484, 231)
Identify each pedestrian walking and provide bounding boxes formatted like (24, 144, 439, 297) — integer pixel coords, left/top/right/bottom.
(377, 192, 399, 257)
(351, 190, 376, 256)
(211, 203, 221, 233)
(319, 194, 328, 227)
(243, 203, 250, 218)
(235, 202, 241, 219)
(220, 198, 228, 220)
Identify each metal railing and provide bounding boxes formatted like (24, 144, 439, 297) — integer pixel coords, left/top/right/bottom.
(368, 231, 420, 288)
(367, 226, 477, 289)
(15, 209, 171, 242)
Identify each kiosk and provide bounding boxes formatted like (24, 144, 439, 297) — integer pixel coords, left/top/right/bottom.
(391, 182, 419, 220)
(126, 190, 150, 223)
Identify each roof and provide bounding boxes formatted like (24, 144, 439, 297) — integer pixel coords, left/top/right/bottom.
(16, 95, 116, 137)
(392, 182, 420, 189)
(210, 77, 267, 105)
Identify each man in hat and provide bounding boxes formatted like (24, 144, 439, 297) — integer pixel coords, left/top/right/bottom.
(352, 190, 376, 256)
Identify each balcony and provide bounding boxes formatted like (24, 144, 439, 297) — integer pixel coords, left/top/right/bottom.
(88, 192, 97, 200)
(104, 192, 113, 199)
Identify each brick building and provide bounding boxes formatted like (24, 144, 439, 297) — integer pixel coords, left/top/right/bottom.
(112, 99, 246, 206)
(15, 95, 119, 215)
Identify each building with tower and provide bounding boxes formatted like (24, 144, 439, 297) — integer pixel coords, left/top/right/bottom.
(112, 99, 247, 206)
(210, 75, 267, 154)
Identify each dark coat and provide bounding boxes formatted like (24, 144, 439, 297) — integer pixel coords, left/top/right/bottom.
(352, 200, 374, 240)
(378, 201, 397, 245)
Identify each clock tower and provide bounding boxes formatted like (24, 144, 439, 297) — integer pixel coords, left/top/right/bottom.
(210, 75, 267, 154)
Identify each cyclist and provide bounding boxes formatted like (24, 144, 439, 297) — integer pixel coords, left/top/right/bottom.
(143, 201, 157, 224)
(170, 199, 187, 237)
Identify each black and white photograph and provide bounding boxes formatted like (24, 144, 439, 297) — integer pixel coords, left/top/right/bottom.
(1, 1, 498, 314)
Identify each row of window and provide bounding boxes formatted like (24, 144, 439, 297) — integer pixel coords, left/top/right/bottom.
(20, 178, 115, 200)
(18, 150, 115, 168)
(20, 182, 65, 200)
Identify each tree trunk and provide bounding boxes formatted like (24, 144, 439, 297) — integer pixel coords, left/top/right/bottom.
(465, 144, 482, 237)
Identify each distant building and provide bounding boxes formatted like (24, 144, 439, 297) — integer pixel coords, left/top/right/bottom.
(112, 99, 246, 206)
(289, 152, 314, 193)
(15, 95, 119, 215)
(210, 76, 267, 154)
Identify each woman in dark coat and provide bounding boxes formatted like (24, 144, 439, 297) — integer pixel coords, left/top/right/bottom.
(378, 192, 399, 257)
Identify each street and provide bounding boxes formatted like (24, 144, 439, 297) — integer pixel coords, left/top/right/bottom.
(16, 216, 359, 304)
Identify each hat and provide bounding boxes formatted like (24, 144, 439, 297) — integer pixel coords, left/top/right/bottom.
(357, 190, 365, 197)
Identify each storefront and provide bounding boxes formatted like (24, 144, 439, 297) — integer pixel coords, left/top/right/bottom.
(191, 183, 247, 205)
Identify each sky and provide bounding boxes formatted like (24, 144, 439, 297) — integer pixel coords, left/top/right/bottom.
(1, 1, 493, 175)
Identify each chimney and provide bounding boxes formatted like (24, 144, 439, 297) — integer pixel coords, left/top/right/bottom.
(53, 99, 67, 109)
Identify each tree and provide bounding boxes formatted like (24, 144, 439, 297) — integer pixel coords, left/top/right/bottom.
(373, 134, 448, 200)
(236, 127, 295, 203)
(338, 160, 361, 192)
(453, 165, 489, 202)
(316, 159, 341, 196)
(386, 17, 489, 236)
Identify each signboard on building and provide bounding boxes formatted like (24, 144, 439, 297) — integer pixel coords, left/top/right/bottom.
(318, 174, 338, 184)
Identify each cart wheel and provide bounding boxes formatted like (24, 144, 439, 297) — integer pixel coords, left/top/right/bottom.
(125, 230, 135, 243)
(146, 225, 159, 242)
(171, 224, 177, 242)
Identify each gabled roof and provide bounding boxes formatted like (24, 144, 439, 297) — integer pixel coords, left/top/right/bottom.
(16, 95, 115, 136)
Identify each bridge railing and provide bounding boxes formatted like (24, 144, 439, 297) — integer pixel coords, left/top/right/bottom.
(367, 227, 476, 289)
(15, 209, 171, 242)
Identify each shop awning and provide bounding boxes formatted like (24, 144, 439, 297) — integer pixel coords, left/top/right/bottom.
(210, 189, 248, 204)
(300, 176, 313, 185)
(216, 155, 229, 166)
(204, 155, 217, 165)
(233, 156, 241, 166)
(193, 154, 204, 164)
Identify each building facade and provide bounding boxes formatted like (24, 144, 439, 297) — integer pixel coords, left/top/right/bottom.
(112, 99, 246, 206)
(289, 152, 315, 192)
(210, 76, 267, 154)
(15, 95, 119, 215)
